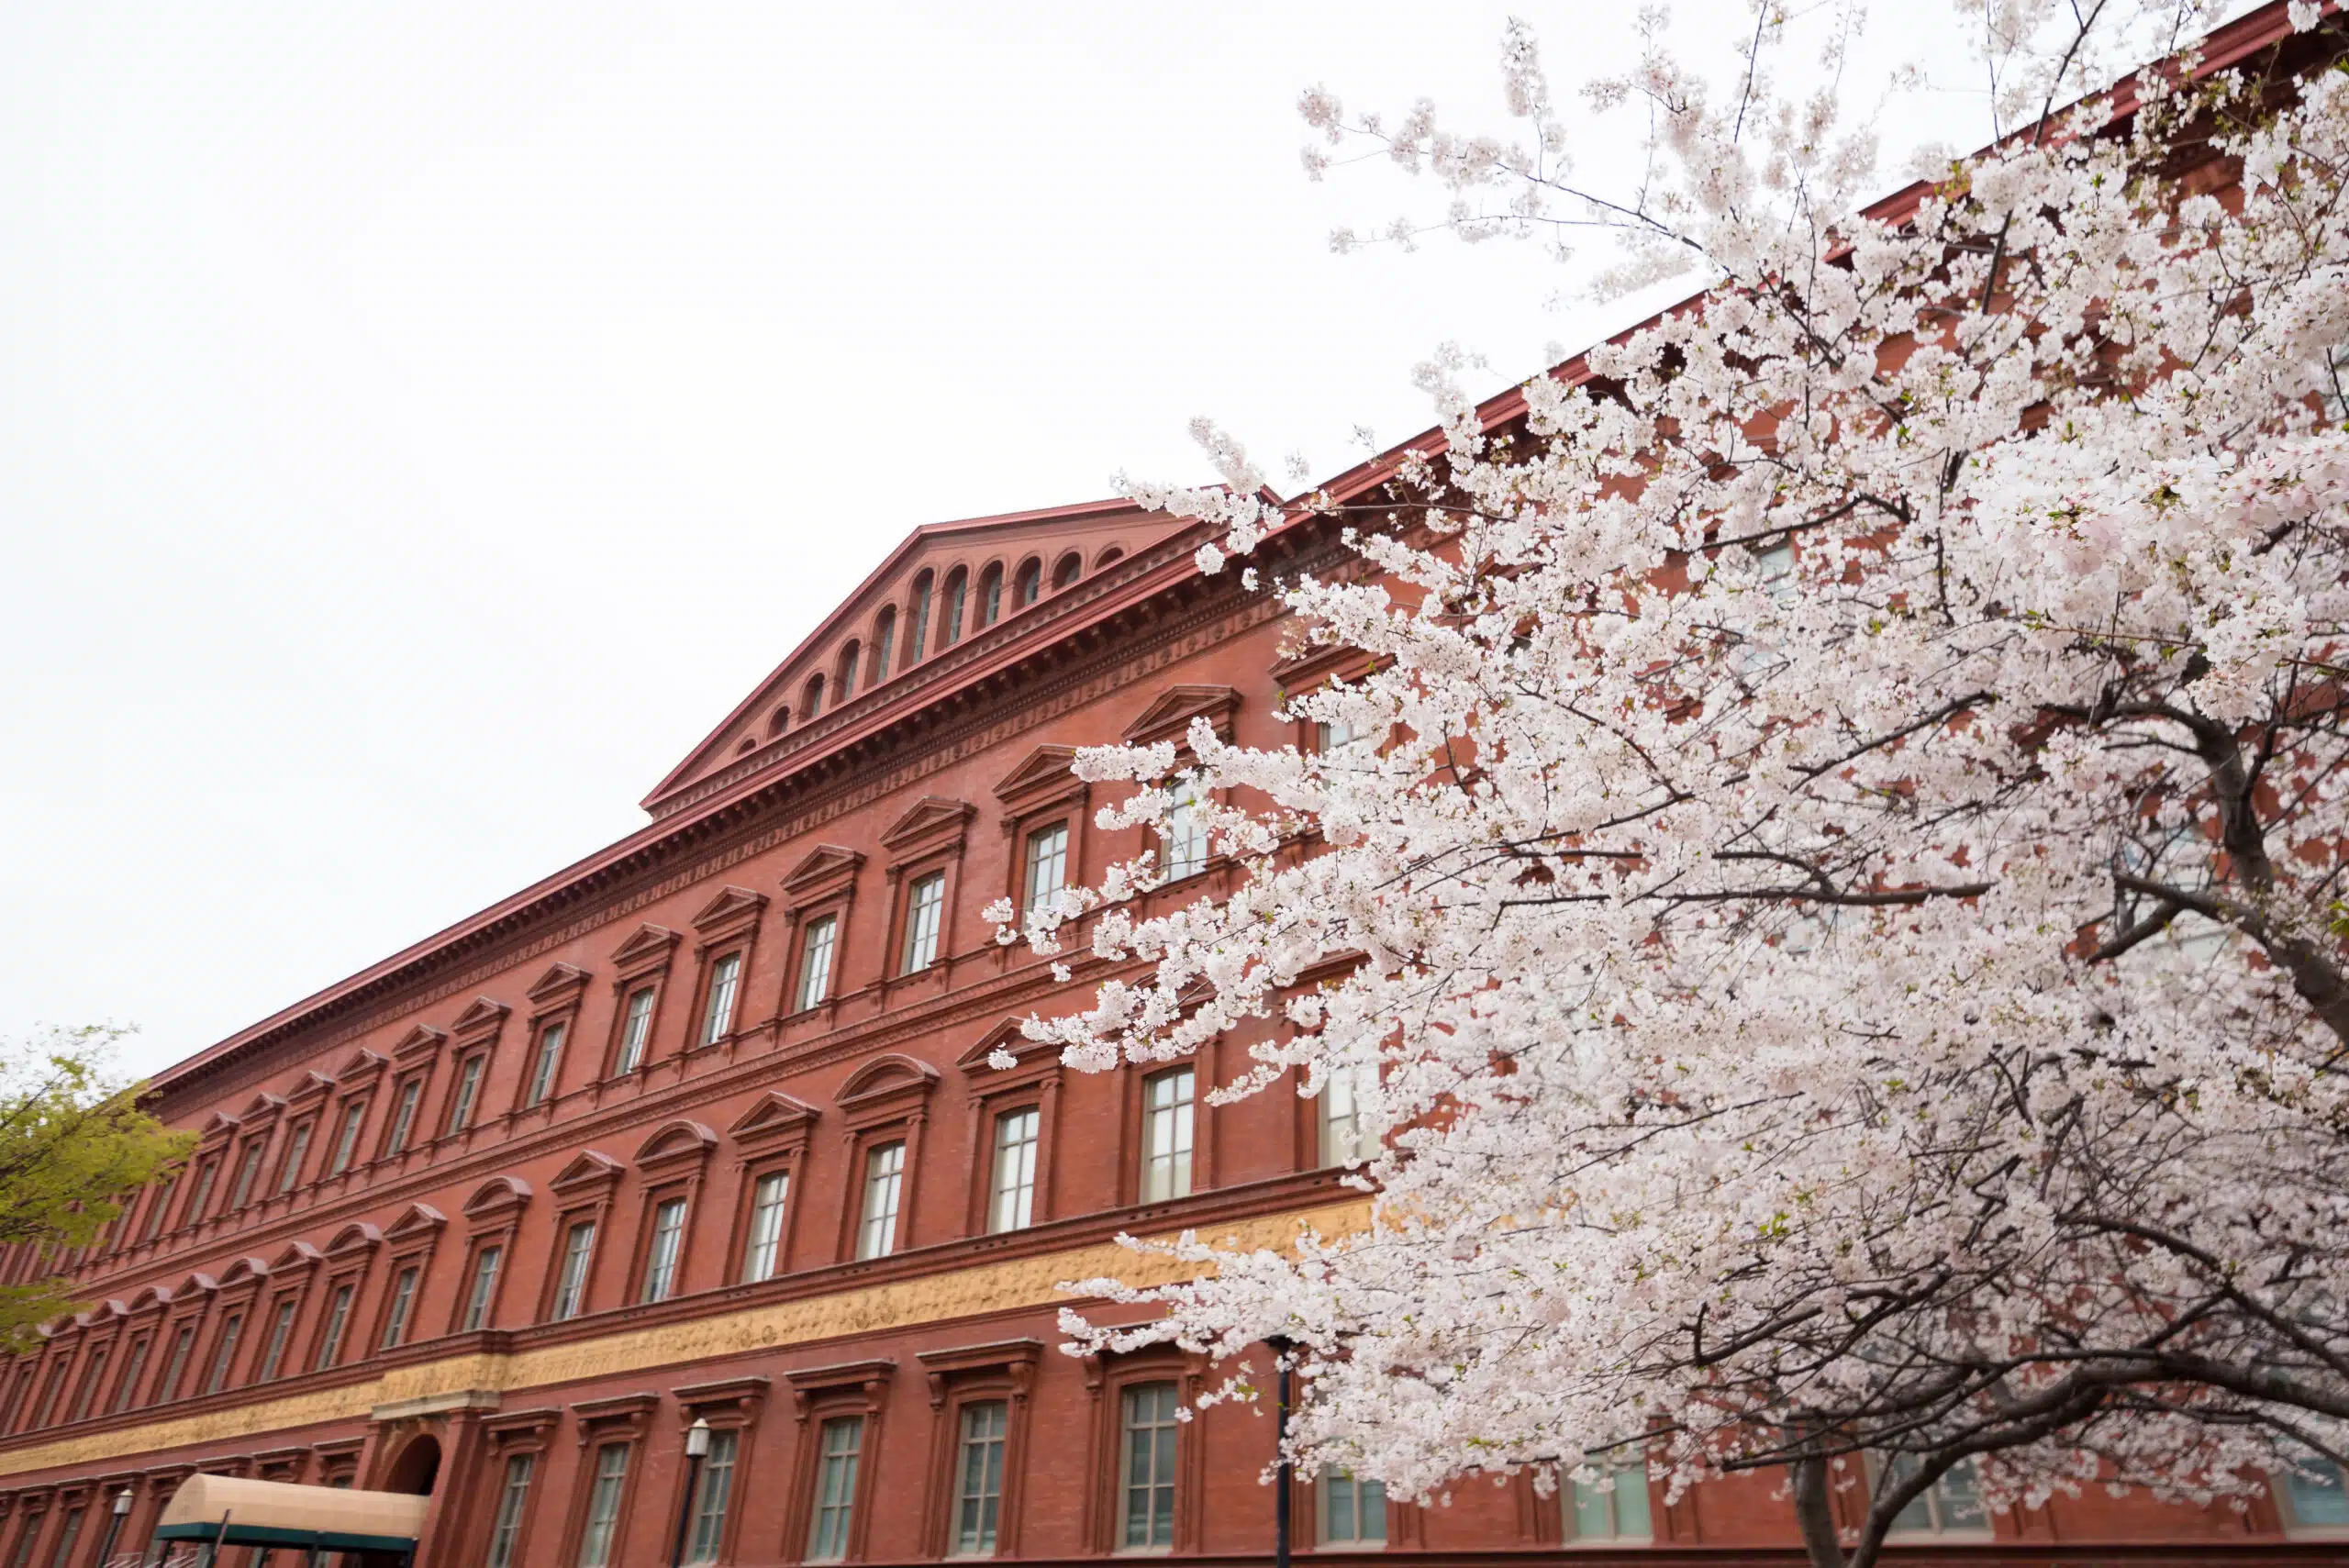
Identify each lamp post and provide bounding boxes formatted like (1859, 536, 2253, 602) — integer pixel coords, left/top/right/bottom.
(671, 1417, 711, 1568)
(1265, 1336, 1295, 1568)
(98, 1487, 133, 1567)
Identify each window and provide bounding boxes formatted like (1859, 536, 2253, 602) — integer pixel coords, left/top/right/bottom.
(328, 1097, 369, 1174)
(1315, 717, 1374, 759)
(807, 1416, 863, 1562)
(576, 1443, 630, 1568)
(1321, 1471, 1386, 1545)
(870, 607, 896, 688)
(1052, 551, 1081, 591)
(907, 572, 933, 663)
(641, 1198, 687, 1302)
(1013, 557, 1041, 608)
(1320, 1064, 1371, 1167)
(314, 1283, 355, 1368)
(615, 986, 655, 1075)
(384, 1076, 423, 1155)
(1879, 1453, 1987, 1536)
(142, 1176, 178, 1241)
(685, 1428, 739, 1565)
(524, 1024, 564, 1107)
(2280, 1453, 2349, 1533)
(1120, 1382, 1179, 1551)
(1567, 1463, 1652, 1541)
(857, 1141, 906, 1260)
(111, 1332, 151, 1413)
(462, 1244, 504, 1331)
(6, 1515, 39, 1568)
(1022, 823, 1067, 917)
(1140, 1070, 1194, 1203)
(988, 1109, 1039, 1233)
(976, 562, 1003, 628)
(902, 873, 945, 973)
(447, 1056, 485, 1134)
(275, 1119, 315, 1194)
(486, 1453, 535, 1568)
(229, 1139, 268, 1208)
(742, 1173, 789, 1284)
(953, 1400, 1008, 1555)
(551, 1221, 596, 1320)
(804, 673, 826, 720)
(796, 917, 838, 1012)
(380, 1265, 420, 1349)
(703, 951, 743, 1043)
(941, 568, 967, 646)
(184, 1155, 220, 1225)
(70, 1348, 108, 1421)
(1162, 780, 1208, 881)
(42, 1507, 81, 1568)
(256, 1297, 298, 1380)
(157, 1319, 197, 1400)
(201, 1312, 241, 1395)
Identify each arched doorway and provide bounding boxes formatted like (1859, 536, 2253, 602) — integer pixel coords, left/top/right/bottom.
(383, 1434, 441, 1496)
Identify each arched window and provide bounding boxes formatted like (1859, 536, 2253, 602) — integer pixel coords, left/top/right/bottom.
(976, 563, 1004, 628)
(870, 606, 896, 688)
(768, 704, 791, 739)
(835, 639, 862, 697)
(1052, 551, 1082, 591)
(1014, 558, 1041, 609)
(803, 674, 825, 719)
(941, 567, 968, 647)
(1095, 547, 1124, 569)
(907, 571, 934, 664)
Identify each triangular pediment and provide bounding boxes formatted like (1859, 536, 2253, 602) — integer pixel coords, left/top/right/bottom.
(270, 1240, 323, 1274)
(691, 885, 771, 933)
(383, 1204, 447, 1242)
(197, 1110, 242, 1141)
(992, 745, 1080, 805)
(451, 996, 511, 1040)
(956, 1019, 1058, 1073)
(551, 1151, 625, 1195)
(1121, 684, 1242, 748)
(390, 1024, 448, 1062)
(609, 923, 682, 972)
(284, 1071, 336, 1106)
(726, 1092, 820, 1150)
(332, 1049, 387, 1087)
(526, 962, 593, 1006)
(879, 796, 977, 852)
(237, 1091, 287, 1127)
(780, 846, 864, 900)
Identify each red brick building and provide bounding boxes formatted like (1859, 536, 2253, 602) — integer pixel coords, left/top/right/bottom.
(1, 12, 2343, 1561)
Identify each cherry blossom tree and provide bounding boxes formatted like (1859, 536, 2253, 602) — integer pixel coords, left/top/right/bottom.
(996, 3, 2349, 1564)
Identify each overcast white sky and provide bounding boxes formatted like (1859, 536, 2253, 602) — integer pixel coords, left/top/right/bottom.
(0, 2, 2097, 1079)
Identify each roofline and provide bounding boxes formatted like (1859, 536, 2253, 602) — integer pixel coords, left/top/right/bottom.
(639, 495, 1153, 809)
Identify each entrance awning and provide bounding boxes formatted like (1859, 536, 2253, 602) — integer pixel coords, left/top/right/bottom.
(156, 1475, 428, 1554)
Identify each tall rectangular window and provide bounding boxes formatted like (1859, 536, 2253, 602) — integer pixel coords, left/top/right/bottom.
(1881, 1453, 1986, 1536)
(1163, 780, 1208, 881)
(380, 1265, 420, 1349)
(256, 1297, 298, 1381)
(807, 1416, 863, 1562)
(141, 1177, 178, 1240)
(183, 1156, 220, 1225)
(1120, 1383, 1179, 1551)
(685, 1428, 739, 1565)
(856, 1141, 905, 1260)
(615, 986, 655, 1074)
(1022, 824, 1067, 916)
(551, 1221, 596, 1321)
(1568, 1464, 1653, 1541)
(576, 1443, 630, 1568)
(901, 873, 945, 973)
(953, 1400, 1008, 1556)
(742, 1173, 789, 1284)
(110, 1332, 151, 1414)
(463, 1245, 504, 1331)
(485, 1453, 535, 1568)
(988, 1108, 1039, 1233)
(275, 1120, 314, 1194)
(907, 578, 932, 662)
(229, 1139, 268, 1208)
(314, 1283, 356, 1369)
(328, 1097, 369, 1175)
(703, 952, 743, 1043)
(156, 1320, 196, 1400)
(6, 1515, 39, 1568)
(384, 1076, 423, 1155)
(1320, 1063, 1371, 1167)
(70, 1348, 108, 1421)
(795, 919, 836, 1013)
(1321, 1471, 1387, 1544)
(524, 1024, 565, 1107)
(641, 1199, 686, 1303)
(1140, 1069, 1194, 1203)
(201, 1313, 242, 1395)
(42, 1507, 81, 1568)
(446, 1055, 485, 1134)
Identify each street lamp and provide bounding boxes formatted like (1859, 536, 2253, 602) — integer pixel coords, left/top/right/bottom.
(671, 1417, 712, 1568)
(1265, 1336, 1295, 1568)
(98, 1487, 134, 1567)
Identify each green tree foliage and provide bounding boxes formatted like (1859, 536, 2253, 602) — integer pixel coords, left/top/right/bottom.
(0, 1026, 193, 1352)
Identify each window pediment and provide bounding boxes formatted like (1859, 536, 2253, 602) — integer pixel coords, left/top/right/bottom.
(837, 1053, 941, 1129)
(956, 1021, 1063, 1092)
(215, 1256, 269, 1291)
(550, 1150, 625, 1198)
(525, 962, 593, 1010)
(1270, 641, 1373, 692)
(383, 1204, 447, 1244)
(1121, 683, 1241, 750)
(691, 886, 770, 942)
(609, 923, 683, 980)
(284, 1072, 336, 1108)
(269, 1240, 323, 1276)
(780, 847, 864, 909)
(635, 1118, 718, 1174)
(235, 1092, 287, 1129)
(324, 1222, 383, 1260)
(878, 796, 976, 862)
(451, 996, 511, 1043)
(727, 1091, 820, 1158)
(125, 1285, 173, 1318)
(674, 1374, 771, 1418)
(195, 1111, 241, 1147)
(389, 1026, 447, 1065)
(462, 1176, 532, 1223)
(785, 1357, 895, 1416)
(332, 1049, 387, 1090)
(992, 745, 1083, 814)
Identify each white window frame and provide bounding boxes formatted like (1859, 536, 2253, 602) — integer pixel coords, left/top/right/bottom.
(641, 1197, 688, 1302)
(1022, 822, 1067, 917)
(615, 985, 656, 1074)
(796, 917, 838, 1013)
(742, 1171, 790, 1284)
(1140, 1069, 1195, 1203)
(902, 872, 946, 973)
(703, 951, 743, 1044)
(856, 1140, 906, 1260)
(988, 1107, 1040, 1233)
